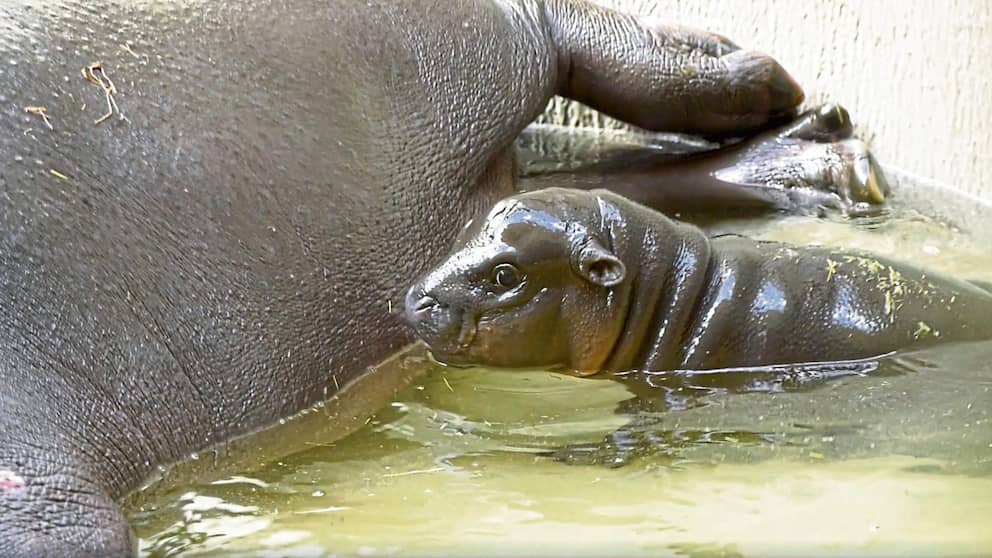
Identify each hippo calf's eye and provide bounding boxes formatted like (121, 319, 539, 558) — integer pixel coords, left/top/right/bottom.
(491, 263, 522, 289)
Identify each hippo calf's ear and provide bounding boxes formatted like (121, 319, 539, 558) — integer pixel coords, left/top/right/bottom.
(574, 237, 626, 287)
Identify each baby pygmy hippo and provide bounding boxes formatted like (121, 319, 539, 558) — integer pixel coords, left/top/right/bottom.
(404, 188, 992, 375)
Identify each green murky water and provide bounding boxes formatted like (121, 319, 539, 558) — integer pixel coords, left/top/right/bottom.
(128, 195, 992, 557)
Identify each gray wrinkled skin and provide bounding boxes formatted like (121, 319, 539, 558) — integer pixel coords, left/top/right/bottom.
(405, 187, 992, 374)
(0, 0, 805, 554)
(518, 103, 890, 215)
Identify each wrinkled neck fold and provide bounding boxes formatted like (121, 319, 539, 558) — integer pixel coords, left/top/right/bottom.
(599, 209, 713, 373)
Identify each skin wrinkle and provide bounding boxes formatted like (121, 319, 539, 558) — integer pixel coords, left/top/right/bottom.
(582, 203, 632, 370)
(0, 441, 124, 548)
(7, 337, 145, 486)
(607, 215, 709, 371)
(639, 238, 711, 370)
(116, 276, 211, 415)
(627, 229, 672, 368)
(596, 264, 639, 372)
(599, 226, 654, 370)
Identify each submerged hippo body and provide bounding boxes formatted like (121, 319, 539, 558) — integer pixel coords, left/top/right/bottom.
(405, 188, 992, 374)
(1, 0, 827, 554)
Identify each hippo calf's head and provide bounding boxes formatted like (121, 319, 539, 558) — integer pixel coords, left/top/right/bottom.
(404, 188, 631, 374)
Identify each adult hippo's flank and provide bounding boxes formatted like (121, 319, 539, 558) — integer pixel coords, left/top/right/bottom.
(404, 188, 992, 373)
(1, 0, 818, 554)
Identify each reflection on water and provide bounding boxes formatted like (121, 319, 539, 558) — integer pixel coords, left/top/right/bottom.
(129, 206, 992, 557)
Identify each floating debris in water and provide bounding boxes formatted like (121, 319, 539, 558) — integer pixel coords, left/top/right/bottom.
(120, 43, 148, 63)
(24, 106, 53, 129)
(825, 258, 839, 281)
(82, 63, 125, 125)
(914, 321, 934, 339)
(49, 169, 69, 180)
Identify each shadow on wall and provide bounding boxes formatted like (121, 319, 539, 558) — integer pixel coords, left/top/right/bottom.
(537, 0, 992, 199)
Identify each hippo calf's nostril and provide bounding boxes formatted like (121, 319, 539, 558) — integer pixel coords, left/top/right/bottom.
(413, 295, 439, 314)
(403, 284, 441, 325)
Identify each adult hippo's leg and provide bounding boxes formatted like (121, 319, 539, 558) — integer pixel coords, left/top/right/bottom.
(0, 0, 802, 554)
(520, 103, 890, 215)
(0, 412, 133, 554)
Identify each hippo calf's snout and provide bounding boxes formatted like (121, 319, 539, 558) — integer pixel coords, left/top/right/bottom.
(403, 281, 468, 353)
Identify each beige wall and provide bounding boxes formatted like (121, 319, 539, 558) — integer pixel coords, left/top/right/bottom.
(540, 0, 992, 199)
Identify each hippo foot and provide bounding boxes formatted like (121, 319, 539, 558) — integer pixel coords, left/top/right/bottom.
(717, 103, 891, 215)
(518, 104, 890, 217)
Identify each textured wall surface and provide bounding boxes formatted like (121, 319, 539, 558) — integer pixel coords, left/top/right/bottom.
(539, 0, 991, 199)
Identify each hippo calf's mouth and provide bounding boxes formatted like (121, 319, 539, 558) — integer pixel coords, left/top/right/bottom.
(453, 313, 479, 351)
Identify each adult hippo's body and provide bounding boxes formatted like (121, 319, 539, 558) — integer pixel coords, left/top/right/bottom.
(0, 0, 818, 554)
(405, 188, 992, 373)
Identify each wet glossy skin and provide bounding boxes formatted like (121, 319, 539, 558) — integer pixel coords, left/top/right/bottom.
(0, 0, 813, 554)
(405, 188, 992, 374)
(518, 103, 890, 215)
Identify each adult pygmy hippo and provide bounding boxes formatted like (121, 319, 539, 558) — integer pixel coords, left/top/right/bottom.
(2, 0, 822, 554)
(405, 187, 992, 374)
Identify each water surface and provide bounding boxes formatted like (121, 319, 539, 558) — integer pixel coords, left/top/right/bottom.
(129, 193, 992, 557)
